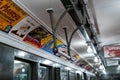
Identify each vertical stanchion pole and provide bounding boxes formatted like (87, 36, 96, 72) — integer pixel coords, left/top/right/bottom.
(46, 8, 58, 55)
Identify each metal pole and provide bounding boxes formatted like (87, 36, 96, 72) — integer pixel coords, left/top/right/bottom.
(63, 27, 79, 58)
(47, 7, 73, 55)
(46, 8, 58, 55)
(63, 27, 70, 56)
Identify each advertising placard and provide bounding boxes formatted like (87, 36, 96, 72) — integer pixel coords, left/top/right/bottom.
(23, 26, 51, 48)
(0, 0, 28, 32)
(9, 16, 39, 40)
(104, 46, 120, 58)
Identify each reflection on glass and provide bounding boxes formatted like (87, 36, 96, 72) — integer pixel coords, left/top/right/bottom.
(61, 69, 68, 80)
(14, 60, 31, 80)
(39, 66, 49, 80)
(69, 72, 76, 80)
(81, 73, 85, 80)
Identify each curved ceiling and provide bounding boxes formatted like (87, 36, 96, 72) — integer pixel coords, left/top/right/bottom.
(90, 0, 120, 46)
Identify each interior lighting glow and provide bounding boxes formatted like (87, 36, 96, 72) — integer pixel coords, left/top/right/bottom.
(18, 51, 25, 57)
(87, 46, 92, 53)
(53, 63, 60, 67)
(22, 68, 25, 72)
(99, 65, 105, 70)
(117, 65, 120, 70)
(43, 60, 52, 65)
(94, 57, 99, 62)
(102, 70, 107, 74)
(76, 71, 82, 74)
(65, 67, 71, 70)
(14, 60, 22, 63)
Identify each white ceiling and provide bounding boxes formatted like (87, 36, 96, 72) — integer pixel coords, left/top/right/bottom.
(88, 0, 120, 68)
(92, 0, 120, 46)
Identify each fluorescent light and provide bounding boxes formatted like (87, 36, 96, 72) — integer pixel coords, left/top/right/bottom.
(53, 63, 60, 67)
(18, 51, 25, 57)
(99, 66, 103, 69)
(94, 57, 99, 62)
(65, 67, 71, 70)
(99, 65, 105, 70)
(76, 71, 82, 74)
(42, 60, 52, 65)
(87, 46, 92, 53)
(14, 60, 22, 63)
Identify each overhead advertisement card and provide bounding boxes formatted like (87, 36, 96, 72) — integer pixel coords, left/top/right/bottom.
(9, 16, 39, 40)
(23, 26, 51, 49)
(41, 35, 81, 62)
(0, 0, 28, 33)
(104, 46, 120, 58)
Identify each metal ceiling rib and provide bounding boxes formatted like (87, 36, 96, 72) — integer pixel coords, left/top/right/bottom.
(12, 0, 101, 72)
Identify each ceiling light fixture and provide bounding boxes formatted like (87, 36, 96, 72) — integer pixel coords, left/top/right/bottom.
(94, 57, 99, 62)
(76, 70, 82, 74)
(18, 51, 25, 57)
(53, 63, 60, 67)
(42, 60, 52, 65)
(65, 67, 71, 70)
(87, 46, 92, 53)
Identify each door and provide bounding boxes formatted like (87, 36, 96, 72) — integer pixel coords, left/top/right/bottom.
(39, 65, 51, 80)
(14, 60, 31, 80)
(60, 69, 68, 80)
(69, 72, 77, 80)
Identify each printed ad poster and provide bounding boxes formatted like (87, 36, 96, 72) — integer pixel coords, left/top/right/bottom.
(41, 35, 81, 61)
(9, 16, 39, 40)
(41, 35, 66, 55)
(104, 46, 120, 58)
(23, 26, 51, 49)
(70, 50, 80, 62)
(0, 0, 28, 33)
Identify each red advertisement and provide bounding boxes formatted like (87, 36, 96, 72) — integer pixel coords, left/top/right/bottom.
(23, 26, 51, 48)
(104, 46, 120, 58)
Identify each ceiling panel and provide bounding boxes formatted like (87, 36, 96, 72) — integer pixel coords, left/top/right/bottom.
(88, 0, 120, 69)
(92, 0, 120, 46)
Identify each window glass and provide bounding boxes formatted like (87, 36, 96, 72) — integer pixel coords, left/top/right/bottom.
(61, 69, 68, 80)
(14, 60, 31, 80)
(69, 72, 76, 80)
(39, 66, 49, 80)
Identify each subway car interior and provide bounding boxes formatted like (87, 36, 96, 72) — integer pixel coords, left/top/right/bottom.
(0, 0, 120, 80)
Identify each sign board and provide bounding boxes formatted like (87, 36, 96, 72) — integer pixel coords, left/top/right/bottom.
(104, 46, 120, 58)
(0, 0, 28, 32)
(106, 59, 118, 66)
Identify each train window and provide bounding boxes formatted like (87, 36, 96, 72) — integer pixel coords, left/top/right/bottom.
(14, 60, 31, 80)
(39, 66, 49, 80)
(81, 73, 85, 80)
(77, 73, 81, 80)
(61, 69, 68, 80)
(69, 72, 76, 80)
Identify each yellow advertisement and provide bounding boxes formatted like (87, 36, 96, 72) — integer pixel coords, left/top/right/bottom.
(0, 0, 28, 31)
(41, 35, 63, 48)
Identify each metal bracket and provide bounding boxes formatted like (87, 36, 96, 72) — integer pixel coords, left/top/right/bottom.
(63, 26, 80, 59)
(46, 6, 73, 55)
